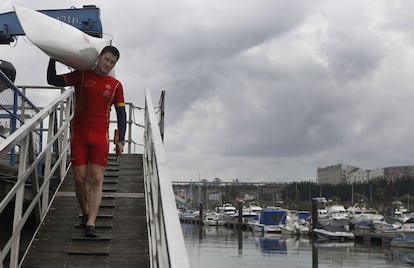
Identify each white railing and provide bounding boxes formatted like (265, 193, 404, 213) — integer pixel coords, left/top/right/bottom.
(143, 89, 190, 268)
(0, 86, 186, 267)
(0, 87, 74, 268)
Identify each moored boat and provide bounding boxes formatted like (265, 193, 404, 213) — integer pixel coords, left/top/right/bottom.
(347, 203, 384, 226)
(249, 207, 287, 233)
(400, 218, 414, 235)
(217, 203, 237, 216)
(391, 234, 414, 248)
(371, 217, 402, 234)
(203, 211, 225, 226)
(294, 211, 311, 235)
(313, 224, 355, 241)
(321, 205, 350, 227)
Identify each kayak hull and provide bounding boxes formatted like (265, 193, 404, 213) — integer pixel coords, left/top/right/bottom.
(14, 5, 109, 71)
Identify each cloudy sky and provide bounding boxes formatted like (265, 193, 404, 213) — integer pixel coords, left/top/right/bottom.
(1, 0, 414, 183)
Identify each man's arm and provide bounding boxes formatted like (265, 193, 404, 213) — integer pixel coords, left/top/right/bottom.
(115, 105, 127, 154)
(47, 58, 66, 86)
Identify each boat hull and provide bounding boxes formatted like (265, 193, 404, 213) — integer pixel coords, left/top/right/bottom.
(391, 235, 414, 248)
(313, 224, 355, 241)
(14, 5, 109, 71)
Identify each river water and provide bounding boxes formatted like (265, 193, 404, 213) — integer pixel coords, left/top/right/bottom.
(182, 224, 414, 267)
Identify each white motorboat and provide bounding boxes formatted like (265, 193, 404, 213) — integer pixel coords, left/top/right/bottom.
(203, 212, 224, 226)
(349, 210, 384, 226)
(246, 202, 262, 215)
(320, 205, 350, 226)
(279, 211, 310, 236)
(318, 208, 328, 220)
(249, 208, 287, 233)
(294, 211, 311, 235)
(399, 218, 414, 235)
(347, 203, 384, 225)
(371, 218, 402, 234)
(313, 224, 355, 241)
(280, 213, 296, 235)
(216, 203, 237, 216)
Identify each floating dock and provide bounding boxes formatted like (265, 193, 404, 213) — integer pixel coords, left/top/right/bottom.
(353, 229, 403, 245)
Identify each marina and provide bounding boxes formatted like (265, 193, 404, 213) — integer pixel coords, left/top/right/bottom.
(182, 224, 414, 268)
(179, 197, 414, 249)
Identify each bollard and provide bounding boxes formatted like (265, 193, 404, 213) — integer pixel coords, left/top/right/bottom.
(238, 201, 243, 225)
(311, 198, 318, 229)
(199, 202, 203, 240)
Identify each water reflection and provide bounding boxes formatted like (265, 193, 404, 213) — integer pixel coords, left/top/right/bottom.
(183, 224, 414, 268)
(391, 248, 414, 265)
(254, 234, 287, 254)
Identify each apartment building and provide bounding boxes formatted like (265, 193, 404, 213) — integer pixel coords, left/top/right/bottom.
(384, 165, 414, 182)
(317, 164, 386, 185)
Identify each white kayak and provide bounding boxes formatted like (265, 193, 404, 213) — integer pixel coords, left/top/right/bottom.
(14, 5, 109, 71)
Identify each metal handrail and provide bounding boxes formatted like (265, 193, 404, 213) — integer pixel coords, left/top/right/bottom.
(0, 87, 74, 268)
(0, 85, 186, 267)
(143, 88, 190, 268)
(0, 72, 42, 167)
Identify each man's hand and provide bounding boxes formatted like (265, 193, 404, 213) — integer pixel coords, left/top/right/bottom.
(114, 142, 124, 155)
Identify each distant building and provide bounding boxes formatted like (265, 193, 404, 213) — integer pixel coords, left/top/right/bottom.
(369, 168, 384, 180)
(317, 164, 384, 185)
(384, 165, 414, 182)
(171, 181, 286, 209)
(317, 164, 343, 184)
(344, 165, 367, 184)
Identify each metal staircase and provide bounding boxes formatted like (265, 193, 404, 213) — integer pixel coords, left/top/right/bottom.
(20, 154, 149, 267)
(0, 82, 190, 268)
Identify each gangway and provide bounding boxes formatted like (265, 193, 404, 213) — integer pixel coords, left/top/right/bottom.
(0, 82, 190, 267)
(21, 153, 148, 267)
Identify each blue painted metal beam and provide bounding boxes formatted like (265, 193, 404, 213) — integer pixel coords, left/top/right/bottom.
(0, 5, 102, 44)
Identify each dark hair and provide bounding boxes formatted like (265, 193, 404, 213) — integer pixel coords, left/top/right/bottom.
(100, 45, 120, 59)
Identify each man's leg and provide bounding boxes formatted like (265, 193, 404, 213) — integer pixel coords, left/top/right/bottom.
(86, 164, 105, 227)
(72, 165, 88, 216)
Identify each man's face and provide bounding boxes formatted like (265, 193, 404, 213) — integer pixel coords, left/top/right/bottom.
(96, 52, 118, 75)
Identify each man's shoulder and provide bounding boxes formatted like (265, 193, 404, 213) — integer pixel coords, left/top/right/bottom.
(85, 71, 119, 82)
(106, 75, 122, 88)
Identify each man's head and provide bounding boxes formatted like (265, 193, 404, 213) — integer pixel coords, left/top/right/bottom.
(95, 45, 120, 76)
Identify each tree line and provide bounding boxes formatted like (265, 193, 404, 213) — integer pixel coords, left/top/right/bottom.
(284, 177, 414, 213)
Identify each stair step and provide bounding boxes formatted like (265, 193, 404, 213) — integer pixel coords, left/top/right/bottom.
(104, 174, 119, 178)
(103, 180, 118, 184)
(102, 187, 117, 192)
(100, 204, 115, 208)
(75, 223, 112, 228)
(67, 250, 109, 256)
(71, 236, 111, 241)
(78, 214, 113, 219)
(100, 200, 115, 205)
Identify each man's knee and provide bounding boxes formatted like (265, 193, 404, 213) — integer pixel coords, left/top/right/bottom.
(88, 175, 103, 188)
(73, 166, 87, 184)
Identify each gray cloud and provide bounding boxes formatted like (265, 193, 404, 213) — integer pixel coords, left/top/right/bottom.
(2, 0, 414, 182)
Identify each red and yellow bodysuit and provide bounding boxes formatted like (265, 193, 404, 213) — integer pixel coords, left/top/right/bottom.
(63, 71, 125, 167)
